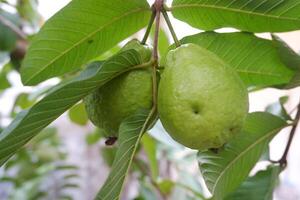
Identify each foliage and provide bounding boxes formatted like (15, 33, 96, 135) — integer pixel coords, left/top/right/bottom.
(0, 0, 300, 199)
(0, 128, 80, 200)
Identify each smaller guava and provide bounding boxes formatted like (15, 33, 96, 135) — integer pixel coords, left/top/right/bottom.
(84, 40, 153, 138)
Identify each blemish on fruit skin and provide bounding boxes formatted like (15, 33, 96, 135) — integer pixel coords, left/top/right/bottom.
(191, 104, 201, 115)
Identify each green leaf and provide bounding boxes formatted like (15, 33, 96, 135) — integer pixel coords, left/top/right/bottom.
(101, 146, 117, 167)
(11, 93, 36, 117)
(0, 49, 144, 166)
(68, 102, 88, 126)
(272, 34, 300, 89)
(86, 129, 103, 145)
(0, 9, 19, 51)
(266, 96, 292, 121)
(0, 71, 11, 91)
(285, 71, 300, 89)
(21, 0, 151, 85)
(172, 0, 300, 33)
(141, 134, 159, 180)
(180, 32, 294, 88)
(95, 109, 153, 200)
(157, 29, 170, 58)
(197, 112, 287, 200)
(272, 34, 300, 71)
(225, 165, 281, 200)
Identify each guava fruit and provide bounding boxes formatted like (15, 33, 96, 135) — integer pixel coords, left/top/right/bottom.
(84, 40, 153, 138)
(158, 44, 249, 150)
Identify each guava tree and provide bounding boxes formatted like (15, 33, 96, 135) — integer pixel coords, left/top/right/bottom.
(1, 0, 300, 199)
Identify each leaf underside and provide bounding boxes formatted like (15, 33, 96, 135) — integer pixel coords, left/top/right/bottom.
(272, 34, 300, 89)
(0, 49, 143, 166)
(95, 109, 151, 200)
(225, 165, 281, 200)
(198, 112, 287, 200)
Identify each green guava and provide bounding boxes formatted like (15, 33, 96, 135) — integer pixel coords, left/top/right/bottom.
(158, 44, 249, 150)
(84, 40, 153, 138)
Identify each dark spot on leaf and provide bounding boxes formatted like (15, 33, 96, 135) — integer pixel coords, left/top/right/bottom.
(88, 40, 94, 44)
(105, 137, 118, 146)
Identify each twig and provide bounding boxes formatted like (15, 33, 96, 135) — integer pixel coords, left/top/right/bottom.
(0, 14, 27, 40)
(278, 96, 300, 168)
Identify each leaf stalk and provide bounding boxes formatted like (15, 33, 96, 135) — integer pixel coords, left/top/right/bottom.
(162, 10, 181, 47)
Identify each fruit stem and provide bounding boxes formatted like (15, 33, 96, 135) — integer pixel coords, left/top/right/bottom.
(162, 10, 181, 47)
(152, 0, 163, 63)
(151, 0, 163, 108)
(278, 96, 300, 168)
(141, 7, 156, 45)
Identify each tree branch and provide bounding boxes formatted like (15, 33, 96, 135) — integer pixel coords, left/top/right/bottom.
(278, 96, 300, 167)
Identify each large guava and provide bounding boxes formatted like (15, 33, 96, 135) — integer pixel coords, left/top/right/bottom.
(84, 40, 153, 138)
(158, 44, 249, 150)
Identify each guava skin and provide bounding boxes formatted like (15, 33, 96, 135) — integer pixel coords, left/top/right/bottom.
(84, 40, 153, 137)
(158, 44, 249, 150)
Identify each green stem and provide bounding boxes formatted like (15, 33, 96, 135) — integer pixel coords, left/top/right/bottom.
(162, 10, 181, 47)
(142, 8, 156, 45)
(151, 0, 164, 108)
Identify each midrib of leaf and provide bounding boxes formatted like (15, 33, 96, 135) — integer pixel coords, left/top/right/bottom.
(111, 125, 149, 200)
(96, 109, 155, 200)
(211, 125, 288, 194)
(172, 4, 300, 22)
(25, 7, 148, 84)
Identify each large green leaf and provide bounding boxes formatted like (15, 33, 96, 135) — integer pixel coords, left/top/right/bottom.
(180, 32, 293, 88)
(171, 0, 300, 33)
(0, 49, 144, 166)
(225, 165, 281, 200)
(197, 112, 287, 200)
(95, 109, 153, 200)
(21, 0, 150, 85)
